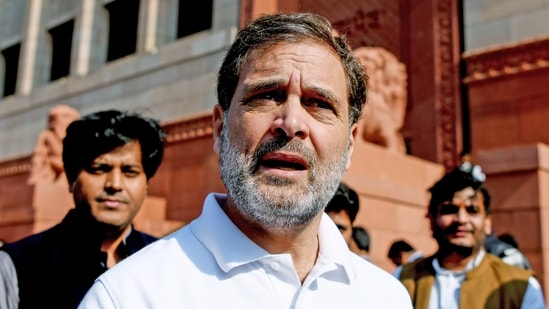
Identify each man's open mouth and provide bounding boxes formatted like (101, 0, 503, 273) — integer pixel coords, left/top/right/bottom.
(261, 159, 307, 171)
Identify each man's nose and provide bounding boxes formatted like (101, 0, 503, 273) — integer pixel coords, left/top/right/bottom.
(454, 203, 471, 222)
(270, 97, 309, 139)
(104, 169, 123, 192)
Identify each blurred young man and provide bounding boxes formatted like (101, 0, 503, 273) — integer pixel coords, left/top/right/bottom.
(324, 182, 359, 246)
(459, 154, 532, 270)
(398, 168, 545, 308)
(388, 239, 423, 276)
(0, 110, 165, 309)
(351, 226, 372, 262)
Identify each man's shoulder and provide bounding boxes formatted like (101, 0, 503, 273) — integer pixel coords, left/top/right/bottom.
(94, 226, 201, 296)
(352, 255, 408, 287)
(0, 224, 67, 275)
(399, 255, 433, 279)
(350, 257, 413, 307)
(2, 210, 78, 254)
(129, 229, 158, 244)
(1, 224, 61, 255)
(483, 253, 533, 279)
(104, 226, 194, 272)
(484, 234, 512, 257)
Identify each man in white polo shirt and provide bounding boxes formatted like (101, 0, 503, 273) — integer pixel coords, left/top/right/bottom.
(79, 12, 413, 308)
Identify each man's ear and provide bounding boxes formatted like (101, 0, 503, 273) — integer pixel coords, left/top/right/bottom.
(212, 105, 224, 154)
(426, 213, 436, 232)
(345, 123, 358, 170)
(484, 214, 493, 236)
(68, 178, 76, 193)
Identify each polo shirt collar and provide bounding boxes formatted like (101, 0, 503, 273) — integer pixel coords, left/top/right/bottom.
(190, 193, 271, 272)
(190, 193, 355, 281)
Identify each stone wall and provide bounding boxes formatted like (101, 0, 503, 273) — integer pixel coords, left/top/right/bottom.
(343, 140, 443, 271)
(478, 143, 549, 299)
(464, 35, 549, 154)
(464, 0, 549, 51)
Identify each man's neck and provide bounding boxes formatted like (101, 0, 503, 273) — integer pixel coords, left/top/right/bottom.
(222, 197, 322, 283)
(437, 247, 481, 271)
(100, 225, 132, 268)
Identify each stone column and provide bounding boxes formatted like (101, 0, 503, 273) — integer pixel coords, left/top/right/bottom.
(137, 0, 159, 53)
(73, 0, 109, 75)
(72, 0, 95, 76)
(16, 0, 42, 95)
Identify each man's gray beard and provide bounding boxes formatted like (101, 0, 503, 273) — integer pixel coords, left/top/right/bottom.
(218, 122, 349, 231)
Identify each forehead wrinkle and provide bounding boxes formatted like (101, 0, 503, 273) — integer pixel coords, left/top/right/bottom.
(244, 43, 344, 102)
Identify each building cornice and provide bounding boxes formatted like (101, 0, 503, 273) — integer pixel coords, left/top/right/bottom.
(162, 113, 213, 144)
(0, 113, 214, 177)
(463, 36, 549, 83)
(0, 156, 31, 177)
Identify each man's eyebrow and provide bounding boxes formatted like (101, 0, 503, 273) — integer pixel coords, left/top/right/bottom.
(442, 191, 478, 204)
(241, 79, 284, 98)
(307, 85, 341, 105)
(90, 161, 109, 166)
(241, 80, 341, 105)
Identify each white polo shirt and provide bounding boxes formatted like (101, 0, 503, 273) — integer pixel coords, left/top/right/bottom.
(79, 193, 412, 308)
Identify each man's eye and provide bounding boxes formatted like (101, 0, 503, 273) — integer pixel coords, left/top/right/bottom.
(438, 204, 459, 215)
(125, 171, 140, 176)
(245, 91, 285, 104)
(305, 98, 334, 111)
(438, 204, 482, 215)
(123, 168, 141, 177)
(465, 205, 481, 214)
(86, 165, 108, 174)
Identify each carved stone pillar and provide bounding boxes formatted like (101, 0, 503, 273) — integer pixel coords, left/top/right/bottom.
(404, 0, 464, 170)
